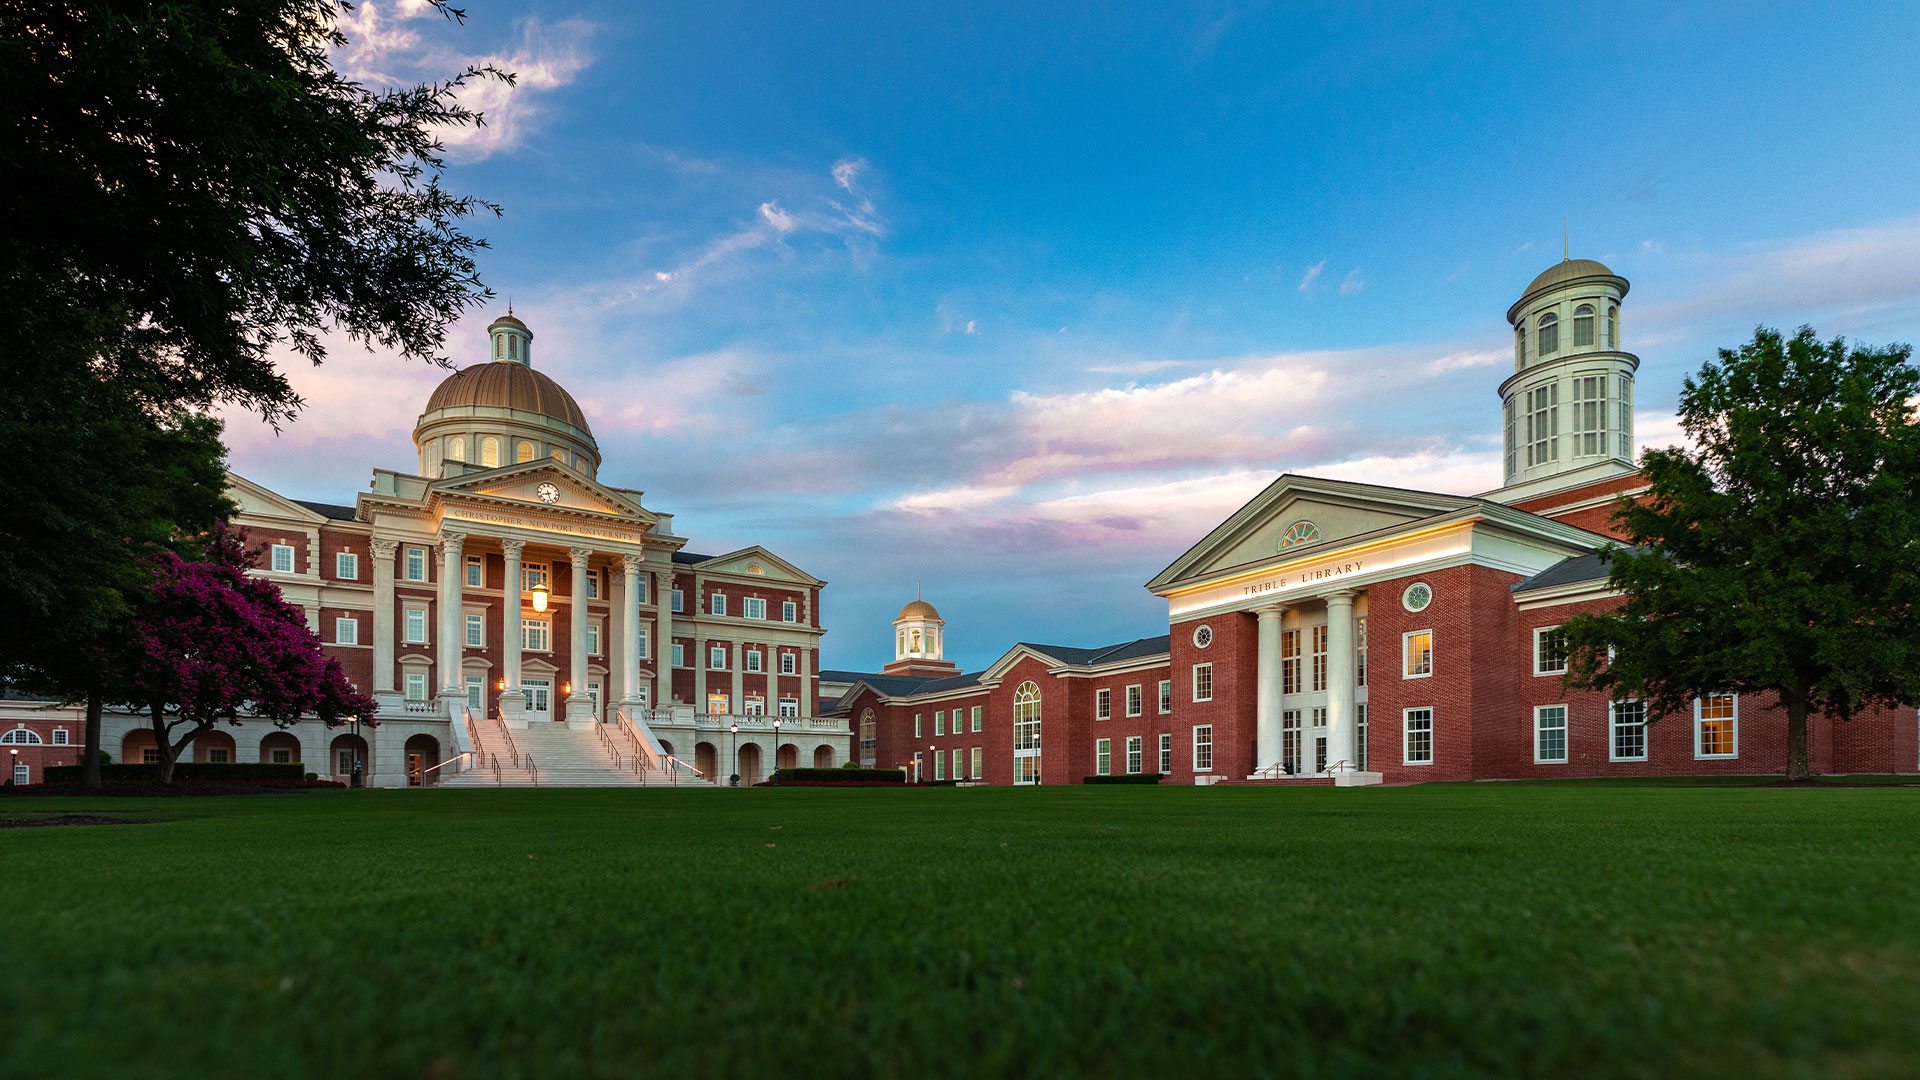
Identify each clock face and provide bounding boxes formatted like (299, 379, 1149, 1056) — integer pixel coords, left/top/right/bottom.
(536, 482, 561, 504)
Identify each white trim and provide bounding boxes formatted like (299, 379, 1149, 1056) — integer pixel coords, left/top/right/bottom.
(1609, 699, 1648, 762)
(1402, 707, 1433, 765)
(1192, 724, 1214, 772)
(1533, 625, 1568, 676)
(1694, 694, 1739, 759)
(1125, 683, 1142, 717)
(1095, 737, 1111, 776)
(1095, 688, 1111, 720)
(270, 544, 296, 574)
(1402, 629, 1433, 679)
(1533, 704, 1569, 764)
(335, 551, 359, 580)
(334, 616, 360, 646)
(1191, 663, 1213, 702)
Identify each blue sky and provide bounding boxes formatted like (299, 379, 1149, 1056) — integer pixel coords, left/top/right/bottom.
(227, 1, 1920, 671)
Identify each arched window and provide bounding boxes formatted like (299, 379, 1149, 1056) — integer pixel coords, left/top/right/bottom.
(910, 629, 921, 654)
(1606, 306, 1618, 349)
(858, 709, 876, 753)
(550, 447, 566, 465)
(516, 441, 534, 464)
(1515, 326, 1527, 366)
(1537, 312, 1560, 356)
(1279, 521, 1320, 549)
(1573, 304, 1595, 348)
(495, 335, 504, 359)
(0, 728, 43, 744)
(508, 336, 519, 360)
(480, 437, 500, 468)
(896, 630, 906, 655)
(1013, 681, 1042, 784)
(447, 436, 466, 463)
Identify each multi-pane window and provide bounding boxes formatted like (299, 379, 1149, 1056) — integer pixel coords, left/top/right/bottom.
(1192, 664, 1213, 702)
(404, 547, 427, 581)
(1504, 397, 1519, 480)
(1096, 689, 1111, 720)
(466, 555, 483, 588)
(1611, 700, 1648, 761)
(1570, 374, 1607, 456)
(270, 747, 292, 764)
(1311, 625, 1329, 692)
(1356, 616, 1368, 688)
(208, 747, 230, 763)
(782, 601, 798, 622)
(1126, 736, 1143, 774)
(1095, 738, 1112, 776)
(971, 746, 983, 778)
(934, 711, 946, 736)
(1526, 382, 1559, 467)
(1696, 694, 1738, 758)
(271, 544, 295, 573)
(466, 676, 484, 714)
(1515, 325, 1527, 367)
(710, 594, 727, 617)
(934, 752, 946, 781)
(521, 563, 549, 593)
(744, 696, 765, 717)
(1125, 684, 1142, 717)
(779, 652, 796, 675)
(480, 437, 499, 468)
(671, 643, 684, 668)
(1403, 707, 1434, 764)
(637, 627, 649, 658)
(1312, 706, 1328, 772)
(671, 588, 684, 613)
(778, 698, 800, 718)
(1193, 725, 1214, 772)
(51, 729, 68, 746)
(1158, 679, 1173, 714)
(1159, 733, 1173, 774)
(336, 552, 359, 580)
(743, 597, 767, 620)
(859, 709, 876, 752)
(914, 714, 923, 738)
(708, 646, 727, 670)
(971, 706, 983, 732)
(633, 575, 649, 605)
(1538, 312, 1559, 356)
(522, 619, 551, 652)
(1282, 709, 1301, 774)
(1355, 704, 1369, 772)
(336, 748, 355, 774)
(1534, 626, 1569, 675)
(1404, 631, 1433, 678)
(404, 608, 427, 643)
(1607, 306, 1618, 349)
(584, 570, 599, 600)
(1281, 629, 1301, 694)
(404, 671, 428, 701)
(466, 613, 485, 648)
(335, 617, 359, 645)
(1535, 705, 1569, 763)
(586, 623, 601, 656)
(1573, 304, 1595, 347)
(745, 649, 762, 672)
(1618, 374, 1634, 460)
(952, 748, 964, 780)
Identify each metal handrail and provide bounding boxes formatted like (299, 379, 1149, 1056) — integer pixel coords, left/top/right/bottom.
(417, 752, 471, 782)
(494, 713, 520, 768)
(661, 755, 704, 787)
(593, 722, 622, 770)
(614, 709, 656, 772)
(525, 754, 537, 787)
(1325, 758, 1355, 774)
(1250, 761, 1298, 780)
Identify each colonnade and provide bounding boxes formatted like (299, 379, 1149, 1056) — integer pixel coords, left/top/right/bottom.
(1252, 588, 1361, 776)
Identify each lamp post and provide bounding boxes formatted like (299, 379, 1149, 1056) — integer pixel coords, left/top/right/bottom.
(8, 747, 17, 786)
(728, 722, 739, 787)
(349, 714, 363, 788)
(771, 717, 783, 785)
(930, 743, 936, 784)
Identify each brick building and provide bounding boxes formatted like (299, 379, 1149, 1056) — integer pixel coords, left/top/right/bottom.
(825, 259, 1918, 786)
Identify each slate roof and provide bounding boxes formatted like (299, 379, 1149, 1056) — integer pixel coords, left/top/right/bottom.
(816, 669, 871, 684)
(293, 499, 359, 521)
(672, 551, 714, 565)
(1512, 551, 1614, 592)
(1018, 635, 1172, 666)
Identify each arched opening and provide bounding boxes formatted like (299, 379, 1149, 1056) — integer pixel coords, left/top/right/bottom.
(260, 731, 301, 767)
(448, 436, 466, 463)
(1515, 325, 1526, 366)
(1607, 306, 1618, 349)
(737, 743, 763, 786)
(813, 745, 835, 768)
(858, 708, 876, 763)
(481, 437, 500, 468)
(516, 440, 534, 464)
(329, 733, 370, 782)
(695, 741, 718, 780)
(777, 743, 798, 771)
(122, 728, 159, 765)
(1573, 304, 1595, 348)
(192, 729, 237, 763)
(405, 734, 442, 787)
(658, 739, 675, 758)
(1013, 680, 1042, 784)
(1537, 312, 1560, 356)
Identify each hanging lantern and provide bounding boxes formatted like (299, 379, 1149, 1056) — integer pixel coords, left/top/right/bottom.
(530, 581, 550, 613)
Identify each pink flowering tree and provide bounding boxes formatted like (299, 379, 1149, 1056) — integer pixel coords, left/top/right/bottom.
(110, 525, 376, 783)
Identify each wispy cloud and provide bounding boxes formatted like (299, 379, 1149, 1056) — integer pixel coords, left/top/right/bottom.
(1297, 259, 1326, 291)
(1339, 268, 1364, 295)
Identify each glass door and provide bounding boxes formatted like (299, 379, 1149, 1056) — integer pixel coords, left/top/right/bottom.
(524, 679, 552, 722)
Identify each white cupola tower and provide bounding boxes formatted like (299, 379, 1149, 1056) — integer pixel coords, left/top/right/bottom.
(489, 311, 533, 366)
(1488, 257, 1640, 500)
(882, 594, 960, 677)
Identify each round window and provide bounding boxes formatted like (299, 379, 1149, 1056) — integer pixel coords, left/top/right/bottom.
(1192, 624, 1214, 649)
(1402, 582, 1433, 613)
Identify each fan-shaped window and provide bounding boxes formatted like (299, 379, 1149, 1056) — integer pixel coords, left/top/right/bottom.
(516, 441, 534, 464)
(1573, 305, 1595, 348)
(1279, 521, 1320, 549)
(1606, 306, 1618, 349)
(0, 728, 43, 744)
(447, 436, 466, 463)
(480, 437, 500, 468)
(1013, 681, 1042, 784)
(858, 709, 876, 752)
(1538, 313, 1560, 356)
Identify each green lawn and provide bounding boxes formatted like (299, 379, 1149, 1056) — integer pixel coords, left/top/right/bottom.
(3, 783, 1917, 1079)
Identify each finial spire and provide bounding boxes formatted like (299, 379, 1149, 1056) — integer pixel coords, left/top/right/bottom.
(1563, 218, 1569, 261)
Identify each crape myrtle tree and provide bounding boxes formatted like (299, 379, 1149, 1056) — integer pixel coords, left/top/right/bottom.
(113, 526, 376, 783)
(1562, 326, 1920, 780)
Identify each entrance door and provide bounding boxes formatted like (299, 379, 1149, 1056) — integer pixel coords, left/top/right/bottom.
(407, 752, 422, 786)
(524, 679, 553, 722)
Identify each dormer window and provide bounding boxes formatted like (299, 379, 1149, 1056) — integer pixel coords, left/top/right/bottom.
(1573, 304, 1595, 348)
(1538, 313, 1560, 356)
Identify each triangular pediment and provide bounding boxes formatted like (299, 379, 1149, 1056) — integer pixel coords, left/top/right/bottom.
(1148, 474, 1479, 591)
(431, 461, 656, 523)
(690, 546, 824, 586)
(225, 471, 340, 524)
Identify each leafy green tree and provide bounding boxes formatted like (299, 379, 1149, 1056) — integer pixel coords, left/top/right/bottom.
(1563, 326, 1920, 780)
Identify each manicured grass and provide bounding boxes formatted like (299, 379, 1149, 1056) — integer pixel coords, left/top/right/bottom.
(3, 783, 1917, 1078)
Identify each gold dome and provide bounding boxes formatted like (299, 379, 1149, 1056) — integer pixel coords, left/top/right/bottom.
(421, 362, 593, 438)
(1509, 258, 1629, 324)
(896, 599, 942, 623)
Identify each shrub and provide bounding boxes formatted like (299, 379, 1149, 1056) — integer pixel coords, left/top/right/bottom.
(42, 762, 307, 784)
(772, 767, 906, 784)
(1083, 773, 1163, 785)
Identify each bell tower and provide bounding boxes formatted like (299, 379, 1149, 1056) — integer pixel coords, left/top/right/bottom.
(882, 595, 959, 678)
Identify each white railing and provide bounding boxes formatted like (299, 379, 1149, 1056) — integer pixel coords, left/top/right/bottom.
(403, 699, 438, 715)
(613, 709, 655, 773)
(683, 713, 849, 734)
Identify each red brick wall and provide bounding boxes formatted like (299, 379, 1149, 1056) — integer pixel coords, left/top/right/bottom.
(1168, 611, 1257, 782)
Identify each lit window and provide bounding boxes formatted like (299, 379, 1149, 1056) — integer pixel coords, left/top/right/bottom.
(1403, 708, 1434, 764)
(1534, 626, 1569, 675)
(465, 613, 484, 648)
(745, 697, 765, 717)
(711, 594, 727, 617)
(1192, 663, 1213, 702)
(743, 597, 767, 620)
(335, 617, 359, 645)
(1158, 680, 1172, 714)
(481, 438, 500, 468)
(1159, 733, 1173, 774)
(709, 646, 727, 670)
(1096, 689, 1111, 720)
(1526, 382, 1560, 467)
(1535, 705, 1568, 763)
(405, 548, 427, 581)
(1403, 631, 1432, 678)
(1696, 695, 1738, 758)
(1573, 304, 1595, 347)
(448, 436, 466, 462)
(551, 447, 566, 464)
(707, 694, 729, 716)
(782, 601, 797, 622)
(1125, 684, 1142, 717)
(1611, 700, 1648, 761)
(335, 552, 359, 580)
(1538, 312, 1559, 355)
(859, 709, 876, 752)
(1095, 738, 1112, 776)
(404, 608, 427, 643)
(516, 441, 534, 464)
(270, 544, 295, 573)
(1279, 520, 1320, 548)
(522, 619, 551, 652)
(1193, 725, 1214, 772)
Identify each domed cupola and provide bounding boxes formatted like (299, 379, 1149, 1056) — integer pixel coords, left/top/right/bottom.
(882, 594, 959, 677)
(413, 311, 603, 479)
(1495, 257, 1640, 491)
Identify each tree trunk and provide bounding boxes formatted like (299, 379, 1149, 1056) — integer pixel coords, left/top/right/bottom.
(1784, 685, 1811, 781)
(83, 688, 103, 789)
(152, 704, 178, 785)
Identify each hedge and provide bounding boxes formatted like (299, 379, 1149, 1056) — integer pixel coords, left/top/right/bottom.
(42, 762, 307, 784)
(771, 767, 905, 784)
(1082, 773, 1164, 785)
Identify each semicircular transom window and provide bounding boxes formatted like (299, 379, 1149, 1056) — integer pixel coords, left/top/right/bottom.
(1280, 521, 1321, 549)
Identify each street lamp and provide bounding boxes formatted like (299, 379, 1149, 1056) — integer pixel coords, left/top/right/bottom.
(729, 722, 740, 787)
(8, 747, 17, 786)
(771, 717, 783, 785)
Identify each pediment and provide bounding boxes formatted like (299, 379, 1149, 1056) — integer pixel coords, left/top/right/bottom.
(226, 472, 338, 524)
(431, 462, 655, 523)
(694, 546, 824, 586)
(1148, 474, 1477, 590)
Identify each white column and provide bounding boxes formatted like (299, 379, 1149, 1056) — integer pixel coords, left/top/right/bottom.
(655, 562, 673, 706)
(369, 539, 399, 711)
(1254, 605, 1286, 773)
(621, 554, 643, 705)
(1325, 590, 1358, 774)
(499, 539, 526, 722)
(566, 548, 594, 724)
(437, 532, 465, 697)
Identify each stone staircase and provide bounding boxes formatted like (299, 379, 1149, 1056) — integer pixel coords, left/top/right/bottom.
(441, 716, 710, 788)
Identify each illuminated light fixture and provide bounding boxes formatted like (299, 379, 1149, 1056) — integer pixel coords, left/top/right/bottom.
(529, 581, 550, 613)
(496, 679, 505, 691)
(563, 682, 572, 695)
